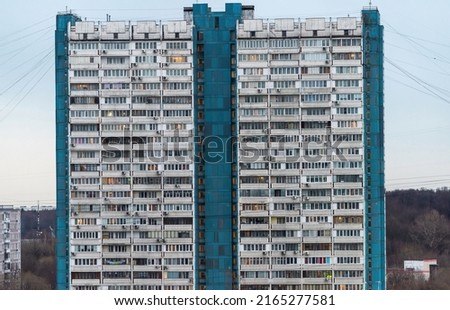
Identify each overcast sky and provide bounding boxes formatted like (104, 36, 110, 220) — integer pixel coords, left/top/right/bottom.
(0, 0, 449, 206)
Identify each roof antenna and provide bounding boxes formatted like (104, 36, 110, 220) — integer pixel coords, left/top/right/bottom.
(369, 0, 372, 8)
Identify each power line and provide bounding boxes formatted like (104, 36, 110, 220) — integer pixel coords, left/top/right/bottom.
(385, 57, 450, 105)
(0, 16, 53, 41)
(0, 60, 54, 122)
(0, 49, 53, 99)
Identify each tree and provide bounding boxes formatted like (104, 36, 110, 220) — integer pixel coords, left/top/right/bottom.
(409, 209, 450, 255)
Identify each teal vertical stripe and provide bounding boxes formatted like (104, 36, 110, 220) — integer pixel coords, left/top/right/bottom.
(193, 3, 242, 290)
(55, 14, 79, 290)
(362, 8, 386, 290)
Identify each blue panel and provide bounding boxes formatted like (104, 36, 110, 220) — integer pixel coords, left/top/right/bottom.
(55, 13, 80, 290)
(193, 3, 242, 290)
(362, 8, 386, 290)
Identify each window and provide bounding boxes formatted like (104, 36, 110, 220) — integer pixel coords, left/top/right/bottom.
(106, 57, 127, 64)
(135, 56, 157, 63)
(301, 94, 330, 102)
(167, 56, 188, 63)
(333, 53, 361, 60)
(301, 53, 329, 61)
(166, 69, 188, 76)
(336, 93, 362, 101)
(71, 84, 99, 91)
(301, 66, 330, 74)
(301, 39, 330, 47)
(270, 67, 299, 75)
(73, 70, 98, 77)
(238, 40, 268, 49)
(135, 42, 157, 50)
(101, 42, 129, 50)
(238, 54, 268, 62)
(166, 42, 188, 49)
(70, 43, 98, 50)
(103, 69, 128, 77)
(269, 39, 299, 48)
(273, 80, 296, 89)
(104, 97, 127, 104)
(301, 80, 327, 88)
(132, 69, 157, 77)
(335, 66, 359, 74)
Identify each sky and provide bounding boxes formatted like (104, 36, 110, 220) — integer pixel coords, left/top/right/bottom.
(0, 0, 450, 206)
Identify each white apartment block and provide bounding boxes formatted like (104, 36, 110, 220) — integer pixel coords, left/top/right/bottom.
(56, 3, 385, 290)
(0, 206, 21, 288)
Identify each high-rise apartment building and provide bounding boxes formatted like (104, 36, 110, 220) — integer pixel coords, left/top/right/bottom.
(56, 3, 385, 290)
(0, 206, 21, 288)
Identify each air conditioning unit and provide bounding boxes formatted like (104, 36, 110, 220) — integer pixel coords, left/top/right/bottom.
(72, 186, 78, 190)
(153, 49, 158, 54)
(303, 251, 310, 256)
(276, 88, 281, 92)
(131, 63, 137, 67)
(332, 87, 336, 92)
(157, 198, 162, 202)
(163, 266, 168, 270)
(164, 63, 169, 67)
(102, 50, 107, 54)
(175, 184, 180, 188)
(294, 250, 299, 254)
(72, 50, 77, 54)
(304, 197, 310, 201)
(154, 265, 160, 269)
(157, 171, 162, 175)
(104, 197, 109, 201)
(257, 89, 263, 93)
(73, 211, 78, 216)
(142, 49, 146, 54)
(138, 77, 142, 81)
(70, 143, 76, 147)
(121, 171, 126, 176)
(292, 196, 298, 200)
(157, 238, 162, 242)
(325, 60, 330, 64)
(76, 225, 80, 229)
(122, 225, 127, 229)
(126, 211, 130, 215)
(163, 211, 168, 216)
(305, 183, 310, 187)
(131, 77, 136, 81)
(162, 76, 168, 81)
(262, 251, 267, 255)
(281, 251, 286, 255)
(71, 252, 76, 256)
(134, 225, 139, 229)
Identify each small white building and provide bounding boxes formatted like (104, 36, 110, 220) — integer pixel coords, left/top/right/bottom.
(404, 259, 438, 281)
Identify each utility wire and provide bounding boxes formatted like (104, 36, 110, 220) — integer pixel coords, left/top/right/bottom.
(0, 60, 53, 122)
(0, 16, 53, 41)
(0, 49, 53, 99)
(0, 28, 53, 66)
(385, 57, 450, 105)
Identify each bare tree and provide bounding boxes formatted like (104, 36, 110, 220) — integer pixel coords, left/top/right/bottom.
(410, 209, 450, 255)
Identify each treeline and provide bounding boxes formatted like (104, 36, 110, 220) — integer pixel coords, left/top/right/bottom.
(20, 210, 56, 289)
(386, 188, 450, 289)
